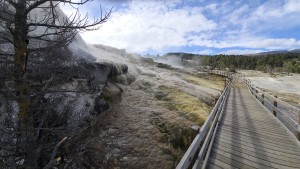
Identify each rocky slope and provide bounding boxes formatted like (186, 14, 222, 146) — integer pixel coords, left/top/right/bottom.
(63, 52, 225, 168)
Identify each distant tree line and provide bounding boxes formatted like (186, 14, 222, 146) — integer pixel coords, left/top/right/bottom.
(200, 53, 300, 73)
(167, 52, 300, 74)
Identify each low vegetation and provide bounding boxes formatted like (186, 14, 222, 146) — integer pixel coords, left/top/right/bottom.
(150, 115, 193, 151)
(260, 88, 300, 105)
(185, 74, 224, 91)
(156, 85, 212, 126)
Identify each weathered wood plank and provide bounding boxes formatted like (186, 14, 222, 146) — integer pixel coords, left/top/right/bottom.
(218, 127, 296, 146)
(219, 125, 294, 142)
(214, 135, 300, 160)
(208, 157, 239, 169)
(206, 162, 223, 169)
(222, 118, 280, 125)
(219, 126, 291, 140)
(211, 149, 266, 169)
(214, 138, 300, 167)
(211, 148, 284, 169)
(220, 122, 288, 134)
(216, 134, 300, 158)
(213, 143, 300, 168)
(217, 129, 300, 154)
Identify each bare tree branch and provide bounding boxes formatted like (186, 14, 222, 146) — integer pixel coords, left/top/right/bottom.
(3, 0, 17, 7)
(43, 137, 68, 169)
(26, 0, 90, 14)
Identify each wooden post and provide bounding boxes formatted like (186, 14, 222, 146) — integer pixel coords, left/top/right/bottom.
(298, 124, 300, 141)
(273, 95, 277, 117)
(255, 89, 258, 98)
(298, 111, 300, 140)
(191, 125, 200, 141)
(262, 94, 264, 105)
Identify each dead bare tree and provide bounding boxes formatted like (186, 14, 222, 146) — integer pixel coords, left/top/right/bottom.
(0, 0, 112, 168)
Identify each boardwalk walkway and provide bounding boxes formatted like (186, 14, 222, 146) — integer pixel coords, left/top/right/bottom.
(206, 79, 300, 169)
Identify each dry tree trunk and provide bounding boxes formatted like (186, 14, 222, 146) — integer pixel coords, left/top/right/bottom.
(13, 2, 37, 168)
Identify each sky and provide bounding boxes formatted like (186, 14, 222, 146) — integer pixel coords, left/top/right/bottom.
(60, 0, 300, 55)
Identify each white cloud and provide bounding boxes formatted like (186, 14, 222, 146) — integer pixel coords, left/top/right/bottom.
(241, 0, 300, 31)
(189, 37, 300, 50)
(219, 49, 265, 55)
(195, 49, 214, 55)
(75, 1, 216, 52)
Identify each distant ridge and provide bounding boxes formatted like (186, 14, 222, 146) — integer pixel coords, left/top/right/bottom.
(290, 49, 300, 53)
(161, 49, 300, 57)
(250, 49, 300, 56)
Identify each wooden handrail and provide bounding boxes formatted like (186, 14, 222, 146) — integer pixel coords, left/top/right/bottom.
(245, 80, 299, 115)
(244, 78, 300, 141)
(176, 71, 231, 169)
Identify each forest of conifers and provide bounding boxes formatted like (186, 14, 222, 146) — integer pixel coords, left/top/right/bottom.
(167, 52, 300, 73)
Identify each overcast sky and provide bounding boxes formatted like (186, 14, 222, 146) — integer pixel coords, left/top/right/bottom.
(60, 0, 300, 55)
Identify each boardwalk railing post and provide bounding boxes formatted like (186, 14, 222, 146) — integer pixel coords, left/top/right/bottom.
(298, 111, 300, 140)
(191, 125, 200, 140)
(273, 95, 278, 117)
(262, 93, 264, 105)
(255, 89, 258, 98)
(298, 124, 300, 141)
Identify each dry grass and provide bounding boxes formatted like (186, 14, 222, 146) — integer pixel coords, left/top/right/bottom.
(150, 115, 194, 151)
(260, 88, 300, 105)
(185, 74, 224, 91)
(157, 85, 212, 125)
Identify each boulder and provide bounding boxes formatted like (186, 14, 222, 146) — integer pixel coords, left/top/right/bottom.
(94, 96, 110, 115)
(102, 82, 123, 102)
(111, 73, 136, 85)
(107, 63, 123, 78)
(120, 64, 128, 73)
(125, 73, 136, 84)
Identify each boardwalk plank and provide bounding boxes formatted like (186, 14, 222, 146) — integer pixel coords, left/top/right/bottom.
(217, 128, 298, 149)
(220, 122, 288, 134)
(216, 133, 300, 158)
(213, 138, 300, 167)
(211, 148, 272, 169)
(218, 125, 295, 143)
(214, 135, 300, 161)
(206, 162, 223, 169)
(213, 143, 299, 169)
(208, 157, 238, 169)
(210, 151, 256, 169)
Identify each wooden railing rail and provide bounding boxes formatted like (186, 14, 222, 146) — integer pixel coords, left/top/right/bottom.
(176, 71, 231, 169)
(244, 79, 299, 116)
(244, 78, 300, 141)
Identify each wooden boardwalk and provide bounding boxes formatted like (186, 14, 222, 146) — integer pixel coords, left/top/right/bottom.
(206, 80, 300, 169)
